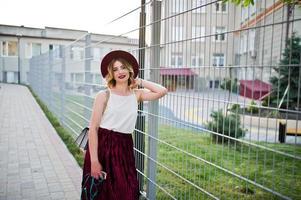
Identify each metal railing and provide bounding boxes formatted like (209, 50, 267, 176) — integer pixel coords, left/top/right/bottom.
(28, 0, 301, 199)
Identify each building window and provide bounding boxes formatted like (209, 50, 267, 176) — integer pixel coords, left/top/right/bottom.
(171, 54, 183, 67)
(49, 44, 62, 59)
(213, 53, 225, 66)
(1, 41, 18, 56)
(192, 0, 206, 13)
(192, 26, 205, 42)
(71, 73, 75, 82)
(93, 47, 106, 61)
(93, 48, 101, 61)
(240, 33, 248, 53)
(171, 0, 187, 13)
(75, 73, 84, 82)
(191, 55, 203, 67)
(209, 80, 220, 88)
(5, 71, 18, 83)
(215, 2, 227, 12)
(248, 30, 256, 51)
(172, 26, 184, 41)
(250, 0, 256, 15)
(242, 7, 248, 21)
(70, 46, 84, 61)
(214, 27, 226, 41)
(32, 43, 41, 56)
(242, 0, 256, 21)
(25, 43, 32, 58)
(240, 30, 256, 55)
(95, 74, 101, 84)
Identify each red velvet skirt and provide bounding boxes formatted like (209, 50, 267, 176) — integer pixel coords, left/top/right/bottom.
(81, 127, 139, 200)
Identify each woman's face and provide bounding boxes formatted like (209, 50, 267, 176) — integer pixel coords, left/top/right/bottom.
(112, 60, 130, 83)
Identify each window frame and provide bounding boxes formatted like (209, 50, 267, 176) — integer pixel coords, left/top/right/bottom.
(215, 1, 228, 13)
(192, 0, 206, 13)
(32, 43, 42, 57)
(172, 26, 184, 41)
(192, 26, 205, 42)
(1, 41, 18, 57)
(171, 53, 183, 67)
(191, 55, 204, 67)
(212, 53, 225, 67)
(213, 26, 226, 42)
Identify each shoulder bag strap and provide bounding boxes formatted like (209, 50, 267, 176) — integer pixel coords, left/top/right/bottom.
(102, 89, 110, 115)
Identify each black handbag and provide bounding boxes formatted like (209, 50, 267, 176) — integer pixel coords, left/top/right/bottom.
(75, 90, 110, 151)
(75, 127, 90, 150)
(81, 172, 107, 200)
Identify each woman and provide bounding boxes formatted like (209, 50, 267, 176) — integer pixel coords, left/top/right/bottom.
(81, 50, 168, 200)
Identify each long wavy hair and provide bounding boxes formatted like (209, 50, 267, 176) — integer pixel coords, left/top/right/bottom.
(105, 58, 135, 88)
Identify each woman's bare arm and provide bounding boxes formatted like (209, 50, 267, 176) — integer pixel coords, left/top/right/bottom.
(88, 90, 107, 163)
(135, 79, 168, 102)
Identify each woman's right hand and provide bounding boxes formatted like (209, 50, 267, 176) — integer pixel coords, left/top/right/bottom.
(91, 160, 103, 180)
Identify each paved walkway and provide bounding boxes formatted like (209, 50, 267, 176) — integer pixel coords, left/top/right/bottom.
(0, 83, 82, 200)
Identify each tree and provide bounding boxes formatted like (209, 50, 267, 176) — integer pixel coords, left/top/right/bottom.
(222, 0, 300, 7)
(269, 33, 301, 109)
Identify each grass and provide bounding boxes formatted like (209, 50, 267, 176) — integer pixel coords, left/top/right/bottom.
(149, 124, 301, 199)
(27, 86, 85, 167)
(28, 87, 301, 199)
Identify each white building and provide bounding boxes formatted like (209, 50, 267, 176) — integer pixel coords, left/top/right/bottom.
(159, 0, 300, 91)
(0, 25, 139, 86)
(234, 0, 301, 82)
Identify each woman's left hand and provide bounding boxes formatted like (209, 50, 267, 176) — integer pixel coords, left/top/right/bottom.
(130, 78, 140, 89)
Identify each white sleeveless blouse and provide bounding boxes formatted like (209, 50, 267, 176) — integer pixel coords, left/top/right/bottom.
(100, 89, 138, 134)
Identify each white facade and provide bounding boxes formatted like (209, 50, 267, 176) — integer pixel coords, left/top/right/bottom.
(160, 0, 300, 90)
(0, 25, 139, 85)
(234, 0, 301, 82)
(160, 0, 238, 90)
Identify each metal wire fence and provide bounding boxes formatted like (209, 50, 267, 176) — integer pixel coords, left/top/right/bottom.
(27, 0, 301, 199)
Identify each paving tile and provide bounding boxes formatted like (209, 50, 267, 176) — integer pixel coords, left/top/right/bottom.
(20, 181, 35, 190)
(48, 183, 62, 193)
(35, 188, 50, 198)
(65, 190, 80, 199)
(50, 191, 65, 200)
(0, 84, 81, 200)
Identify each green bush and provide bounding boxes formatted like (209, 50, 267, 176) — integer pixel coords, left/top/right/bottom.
(261, 96, 269, 107)
(247, 100, 259, 114)
(206, 110, 246, 143)
(220, 78, 239, 93)
(230, 103, 241, 113)
(269, 110, 281, 118)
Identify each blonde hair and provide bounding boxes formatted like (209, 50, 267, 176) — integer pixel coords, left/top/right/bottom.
(105, 58, 135, 88)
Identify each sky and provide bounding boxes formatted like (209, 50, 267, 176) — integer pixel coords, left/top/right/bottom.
(1, 0, 142, 38)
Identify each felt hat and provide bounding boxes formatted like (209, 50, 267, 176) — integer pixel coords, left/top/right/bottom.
(100, 50, 139, 78)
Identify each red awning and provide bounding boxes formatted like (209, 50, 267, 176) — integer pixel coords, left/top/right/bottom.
(160, 67, 196, 76)
(240, 79, 271, 92)
(239, 79, 272, 100)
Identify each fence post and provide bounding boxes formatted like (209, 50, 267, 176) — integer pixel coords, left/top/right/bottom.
(279, 121, 286, 143)
(147, 1, 161, 199)
(49, 49, 54, 112)
(135, 0, 146, 194)
(38, 57, 42, 97)
(60, 46, 66, 126)
(34, 57, 37, 92)
(84, 34, 92, 125)
(29, 57, 34, 89)
(42, 54, 47, 103)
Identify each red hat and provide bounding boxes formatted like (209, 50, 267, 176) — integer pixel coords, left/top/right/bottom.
(100, 50, 139, 78)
